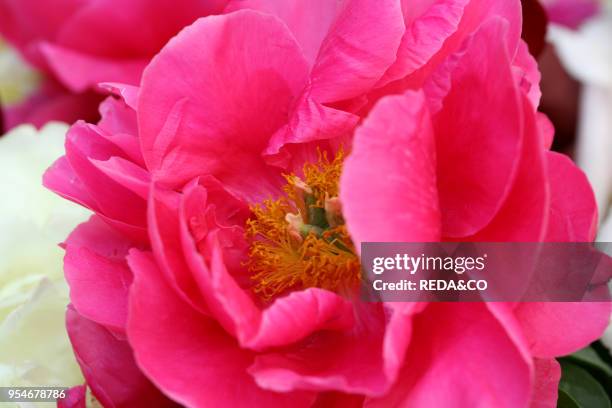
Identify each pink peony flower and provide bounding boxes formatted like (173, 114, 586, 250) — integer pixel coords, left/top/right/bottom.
(0, 0, 228, 129)
(44, 2, 610, 407)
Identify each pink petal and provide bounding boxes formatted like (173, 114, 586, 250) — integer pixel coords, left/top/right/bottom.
(126, 249, 315, 407)
(92, 157, 150, 200)
(97, 96, 138, 137)
(513, 40, 542, 111)
(138, 11, 309, 198)
(377, 0, 469, 86)
(450, 0, 522, 60)
(545, 151, 598, 241)
(57, 385, 86, 408)
(373, 0, 522, 96)
(341, 90, 441, 248)
(40, 43, 146, 92)
(95, 213, 148, 244)
(232, 0, 405, 103)
(64, 217, 134, 332)
(250, 304, 386, 395)
(247, 289, 355, 350)
(484, 302, 533, 361)
(225, 0, 344, 66)
(514, 302, 612, 358)
(65, 122, 147, 228)
(247, 302, 424, 397)
(308, 0, 405, 103)
(263, 93, 359, 162)
(54, 0, 227, 59)
(365, 303, 532, 408)
(98, 83, 140, 110)
(538, 113, 555, 150)
(530, 359, 561, 408)
(44, 156, 99, 212)
(66, 306, 177, 408)
(432, 18, 523, 237)
(148, 183, 209, 314)
(62, 215, 138, 261)
(96, 97, 144, 167)
(469, 95, 549, 241)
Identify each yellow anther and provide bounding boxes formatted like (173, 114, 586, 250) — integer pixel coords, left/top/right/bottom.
(246, 149, 360, 300)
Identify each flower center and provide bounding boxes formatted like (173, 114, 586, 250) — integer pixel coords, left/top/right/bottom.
(246, 150, 361, 300)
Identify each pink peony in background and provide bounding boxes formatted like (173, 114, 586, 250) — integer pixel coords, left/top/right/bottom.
(38, 1, 611, 407)
(0, 0, 228, 129)
(540, 0, 601, 29)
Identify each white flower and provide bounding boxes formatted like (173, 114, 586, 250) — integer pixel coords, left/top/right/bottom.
(0, 123, 90, 406)
(0, 39, 40, 106)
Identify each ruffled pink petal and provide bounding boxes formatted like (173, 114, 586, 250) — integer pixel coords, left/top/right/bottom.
(530, 359, 561, 408)
(66, 122, 146, 225)
(432, 18, 523, 237)
(225, 0, 343, 66)
(97, 97, 138, 138)
(232, 0, 405, 103)
(64, 216, 135, 333)
(341, 91, 441, 248)
(126, 249, 315, 407)
(365, 303, 532, 408)
(44, 121, 150, 244)
(148, 184, 209, 314)
(377, 0, 469, 86)
(307, 0, 405, 103)
(250, 304, 384, 395)
(469, 95, 549, 241)
(138, 11, 310, 198)
(247, 302, 424, 397)
(374, 0, 522, 98)
(96, 97, 144, 166)
(246, 289, 356, 350)
(66, 306, 177, 408)
(92, 157, 150, 200)
(263, 93, 359, 163)
(545, 152, 598, 241)
(451, 0, 522, 60)
(40, 43, 146, 92)
(98, 83, 140, 111)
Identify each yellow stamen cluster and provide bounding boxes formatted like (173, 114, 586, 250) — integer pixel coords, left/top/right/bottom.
(246, 151, 361, 300)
